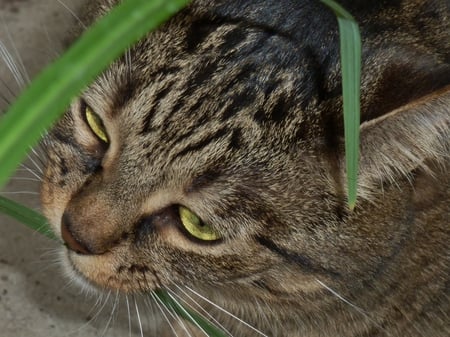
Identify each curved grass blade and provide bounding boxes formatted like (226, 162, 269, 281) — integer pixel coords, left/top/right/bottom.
(0, 196, 56, 240)
(154, 290, 228, 337)
(0, 0, 190, 188)
(320, 0, 361, 210)
(0, 1, 359, 335)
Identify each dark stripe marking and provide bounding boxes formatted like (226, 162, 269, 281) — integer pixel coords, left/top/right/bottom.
(170, 127, 229, 163)
(256, 235, 340, 278)
(185, 18, 224, 53)
(185, 168, 222, 194)
(141, 80, 176, 134)
(228, 127, 243, 150)
(218, 26, 248, 54)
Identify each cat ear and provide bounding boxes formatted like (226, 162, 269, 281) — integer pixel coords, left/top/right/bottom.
(357, 86, 449, 197)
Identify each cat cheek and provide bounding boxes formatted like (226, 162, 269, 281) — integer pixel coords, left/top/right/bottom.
(40, 180, 69, 237)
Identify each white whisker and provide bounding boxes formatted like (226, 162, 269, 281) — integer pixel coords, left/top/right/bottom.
(56, 0, 87, 29)
(26, 154, 44, 175)
(316, 279, 392, 336)
(41, 24, 61, 60)
(0, 15, 30, 88)
(125, 295, 132, 337)
(152, 292, 192, 337)
(186, 286, 269, 337)
(1, 17, 30, 85)
(0, 191, 39, 195)
(166, 291, 211, 337)
(0, 75, 16, 103)
(0, 40, 25, 89)
(19, 163, 42, 180)
(168, 284, 233, 336)
(134, 296, 144, 337)
(100, 291, 120, 337)
(64, 290, 112, 335)
(29, 146, 46, 168)
(185, 286, 269, 337)
(150, 292, 181, 337)
(8, 177, 41, 182)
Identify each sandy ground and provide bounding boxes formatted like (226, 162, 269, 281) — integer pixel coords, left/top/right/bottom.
(0, 1, 155, 336)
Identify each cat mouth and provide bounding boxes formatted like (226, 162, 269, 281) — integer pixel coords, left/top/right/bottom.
(64, 248, 160, 294)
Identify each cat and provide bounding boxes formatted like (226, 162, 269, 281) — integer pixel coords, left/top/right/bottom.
(40, 0, 449, 336)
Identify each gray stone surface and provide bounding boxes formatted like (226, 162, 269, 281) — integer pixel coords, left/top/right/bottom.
(0, 1, 155, 336)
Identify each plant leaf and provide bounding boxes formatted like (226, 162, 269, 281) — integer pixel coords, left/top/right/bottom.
(154, 290, 228, 337)
(0, 196, 57, 240)
(320, 0, 361, 210)
(0, 0, 190, 188)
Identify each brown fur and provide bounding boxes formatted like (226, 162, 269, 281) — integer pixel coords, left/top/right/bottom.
(41, 0, 449, 336)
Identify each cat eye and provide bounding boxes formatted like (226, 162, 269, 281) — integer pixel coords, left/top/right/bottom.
(84, 105, 109, 143)
(178, 206, 221, 242)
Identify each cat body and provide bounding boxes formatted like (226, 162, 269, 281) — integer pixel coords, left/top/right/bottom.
(41, 0, 449, 336)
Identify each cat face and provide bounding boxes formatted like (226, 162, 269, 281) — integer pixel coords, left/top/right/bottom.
(41, 0, 449, 335)
(40, 52, 334, 294)
(42, 0, 339, 294)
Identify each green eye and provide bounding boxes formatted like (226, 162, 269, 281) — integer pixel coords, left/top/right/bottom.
(179, 206, 220, 242)
(85, 105, 109, 143)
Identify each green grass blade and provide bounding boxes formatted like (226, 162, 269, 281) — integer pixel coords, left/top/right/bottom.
(320, 0, 361, 209)
(0, 1, 360, 335)
(339, 19, 361, 210)
(0, 197, 229, 335)
(154, 290, 228, 337)
(0, 0, 190, 188)
(0, 196, 57, 240)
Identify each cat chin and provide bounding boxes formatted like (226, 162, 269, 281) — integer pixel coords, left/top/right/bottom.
(59, 249, 106, 297)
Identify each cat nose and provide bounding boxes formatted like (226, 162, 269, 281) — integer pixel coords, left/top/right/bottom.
(61, 212, 92, 255)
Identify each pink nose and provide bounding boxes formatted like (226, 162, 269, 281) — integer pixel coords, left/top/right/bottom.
(61, 213, 91, 255)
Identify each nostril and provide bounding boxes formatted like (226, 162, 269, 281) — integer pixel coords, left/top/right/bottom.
(61, 213, 91, 255)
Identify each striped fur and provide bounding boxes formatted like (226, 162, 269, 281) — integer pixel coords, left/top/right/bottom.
(41, 1, 449, 336)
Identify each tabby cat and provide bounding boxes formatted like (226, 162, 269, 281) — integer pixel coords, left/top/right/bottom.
(40, 0, 449, 336)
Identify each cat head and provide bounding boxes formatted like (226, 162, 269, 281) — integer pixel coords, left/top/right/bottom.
(41, 0, 449, 332)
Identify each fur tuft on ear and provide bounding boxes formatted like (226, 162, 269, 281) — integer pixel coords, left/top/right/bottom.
(357, 85, 449, 199)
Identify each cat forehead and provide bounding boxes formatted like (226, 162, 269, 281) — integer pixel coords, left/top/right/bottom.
(83, 0, 329, 127)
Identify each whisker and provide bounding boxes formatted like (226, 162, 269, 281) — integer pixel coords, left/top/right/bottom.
(0, 41, 26, 89)
(0, 14, 30, 90)
(134, 296, 144, 337)
(125, 295, 132, 337)
(8, 177, 41, 182)
(18, 166, 42, 180)
(29, 146, 46, 169)
(0, 76, 15, 107)
(64, 290, 112, 335)
(26, 153, 44, 175)
(0, 191, 39, 195)
(1, 17, 31, 85)
(144, 295, 161, 335)
(157, 292, 199, 337)
(19, 163, 42, 180)
(316, 279, 392, 336)
(169, 284, 233, 336)
(150, 292, 182, 337)
(56, 0, 87, 29)
(100, 291, 120, 337)
(165, 290, 211, 337)
(41, 24, 61, 60)
(0, 73, 16, 98)
(185, 285, 269, 337)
